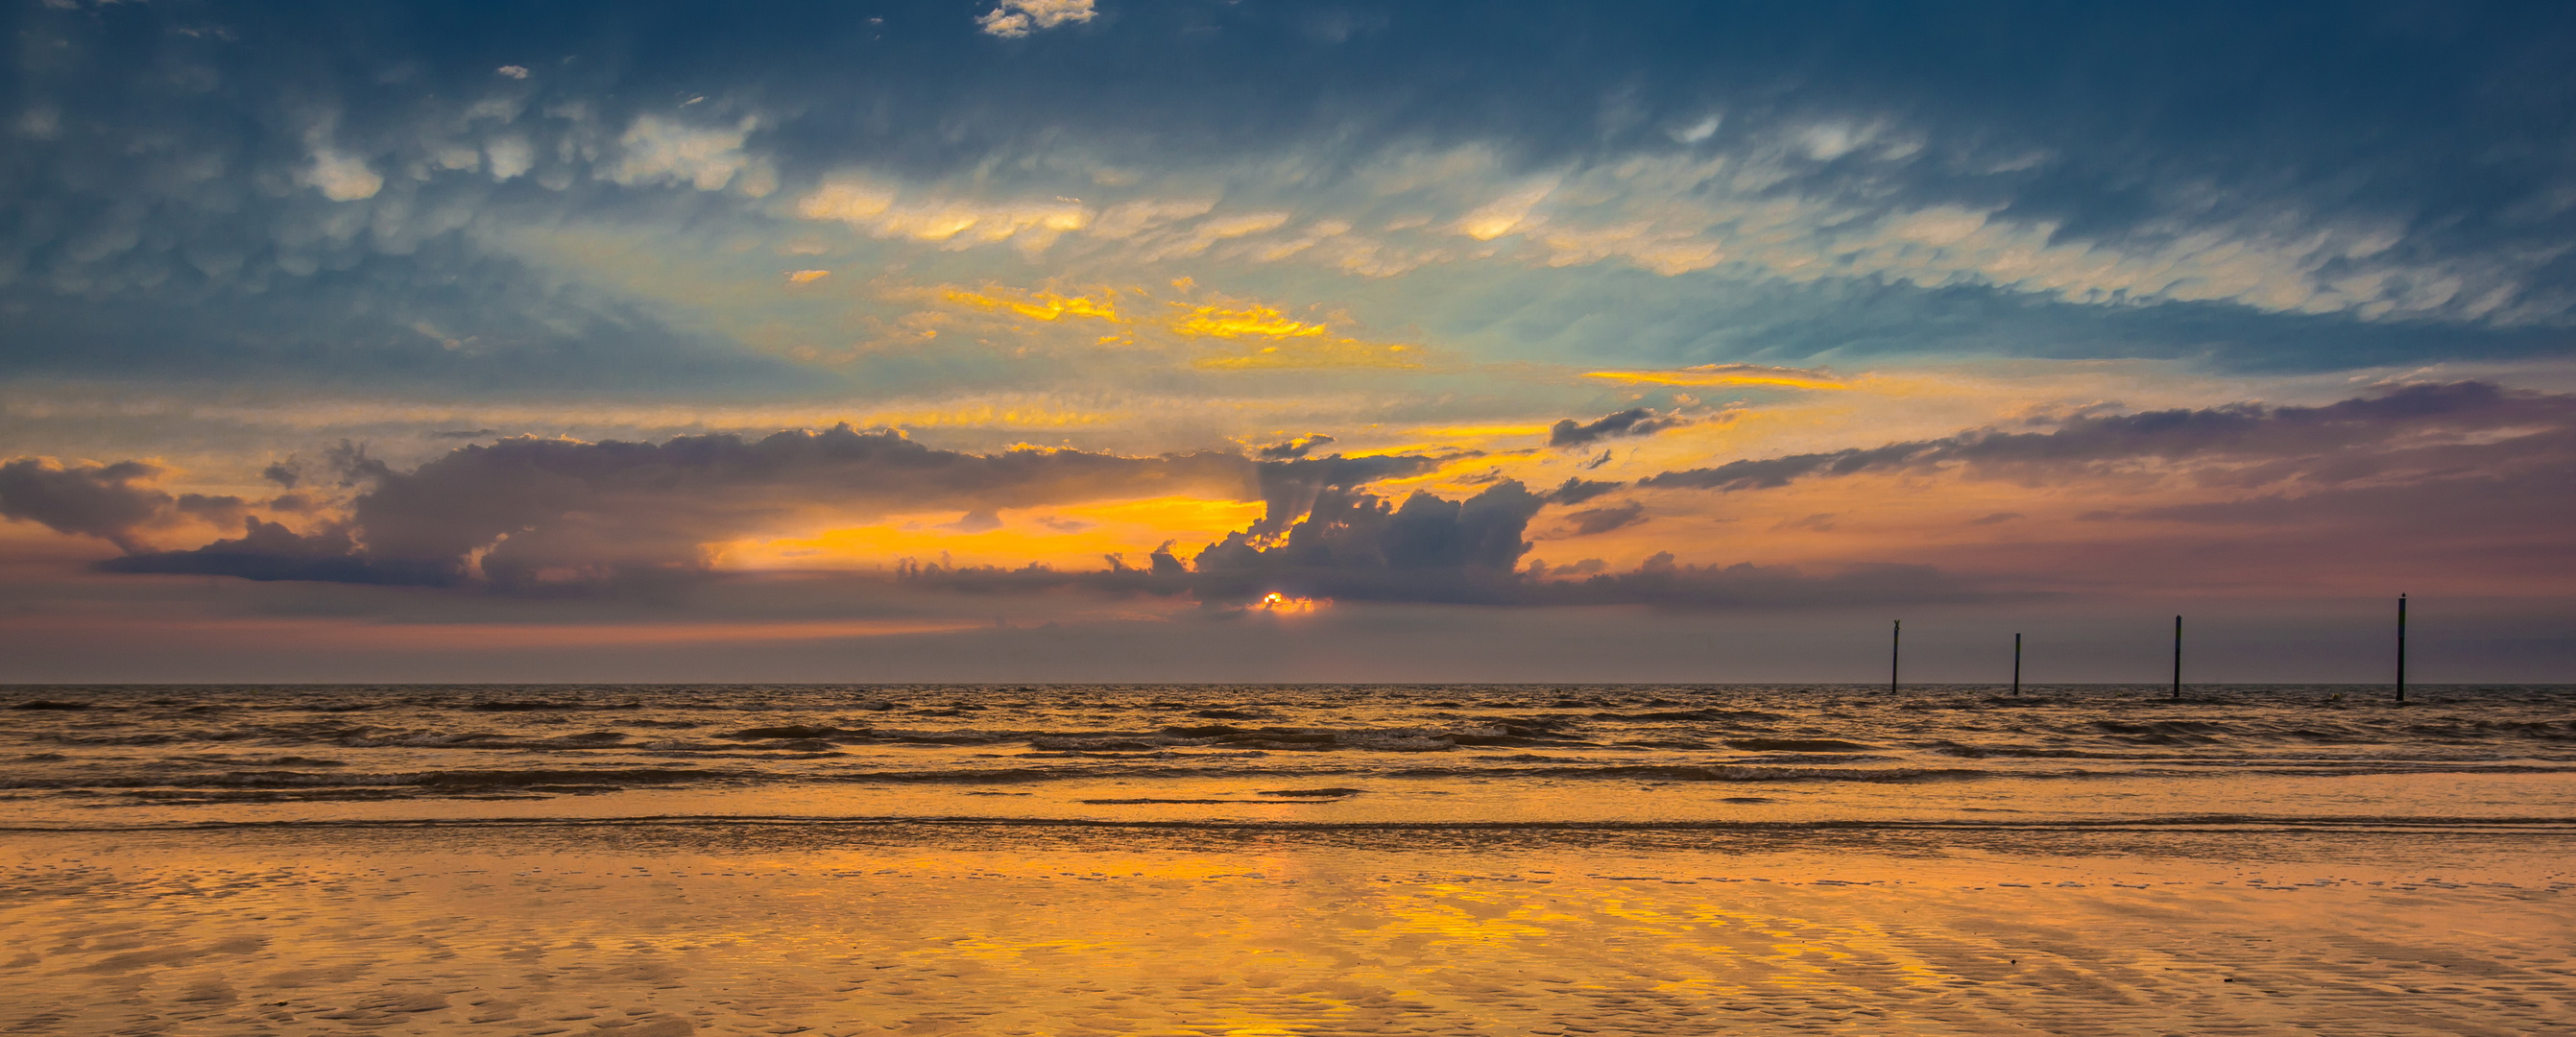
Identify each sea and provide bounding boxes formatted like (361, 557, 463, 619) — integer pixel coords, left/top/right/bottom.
(4, 683, 2569, 832)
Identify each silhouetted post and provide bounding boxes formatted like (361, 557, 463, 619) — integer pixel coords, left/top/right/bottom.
(2012, 633, 2022, 696)
(1890, 620, 1901, 692)
(2396, 594, 2408, 705)
(2172, 615, 2182, 701)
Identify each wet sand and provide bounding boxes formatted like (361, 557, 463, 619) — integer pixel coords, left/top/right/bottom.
(4, 825, 2569, 1035)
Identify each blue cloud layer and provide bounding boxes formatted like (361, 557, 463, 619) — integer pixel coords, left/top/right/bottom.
(7, 0, 2574, 395)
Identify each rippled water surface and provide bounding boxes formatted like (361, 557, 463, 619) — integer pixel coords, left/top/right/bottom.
(6, 684, 2569, 831)
(5, 685, 2574, 1035)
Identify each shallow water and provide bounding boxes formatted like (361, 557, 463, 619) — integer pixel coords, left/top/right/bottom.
(3, 825, 2570, 1036)
(4, 685, 2570, 1034)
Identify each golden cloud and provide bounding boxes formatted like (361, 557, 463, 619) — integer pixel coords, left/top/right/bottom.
(1192, 339, 1420, 371)
(1168, 302, 1327, 339)
(1582, 364, 1846, 391)
(943, 286, 1123, 323)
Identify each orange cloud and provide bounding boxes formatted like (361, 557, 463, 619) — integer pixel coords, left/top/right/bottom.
(713, 495, 1268, 571)
(1406, 423, 1553, 438)
(1192, 339, 1420, 371)
(1168, 302, 1327, 339)
(944, 286, 1123, 323)
(1583, 364, 1845, 391)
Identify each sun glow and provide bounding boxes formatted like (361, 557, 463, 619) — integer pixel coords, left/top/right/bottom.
(709, 495, 1268, 571)
(1251, 591, 1323, 614)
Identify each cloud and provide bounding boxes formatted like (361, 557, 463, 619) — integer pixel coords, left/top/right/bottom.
(910, 481, 1552, 604)
(946, 508, 1004, 533)
(80, 428, 1455, 593)
(1529, 556, 1987, 610)
(1255, 435, 1335, 460)
(1555, 501, 1646, 537)
(1545, 478, 1624, 505)
(610, 115, 765, 194)
(346, 427, 1258, 588)
(1458, 178, 1559, 241)
(913, 480, 1990, 610)
(1550, 408, 1686, 447)
(1168, 302, 1323, 339)
(799, 177, 1091, 255)
(104, 518, 453, 586)
(1644, 381, 2574, 493)
(0, 458, 171, 551)
(1244, 453, 1446, 538)
(484, 135, 535, 181)
(11, 0, 2576, 413)
(941, 286, 1120, 323)
(1189, 482, 1548, 601)
(298, 144, 383, 202)
(1583, 364, 1844, 391)
(977, 0, 1096, 37)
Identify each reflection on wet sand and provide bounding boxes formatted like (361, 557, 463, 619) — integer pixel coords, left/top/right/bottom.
(4, 826, 2568, 1035)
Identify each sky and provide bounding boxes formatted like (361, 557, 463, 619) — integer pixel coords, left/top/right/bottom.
(3, 0, 2573, 683)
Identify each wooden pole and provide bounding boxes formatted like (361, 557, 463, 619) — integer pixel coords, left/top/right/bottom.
(1890, 619, 1900, 692)
(2012, 633, 2022, 696)
(2397, 593, 2407, 705)
(2171, 615, 2182, 701)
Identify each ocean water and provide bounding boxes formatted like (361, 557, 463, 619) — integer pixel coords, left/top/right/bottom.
(4, 683, 2571, 832)
(6, 685, 2573, 1035)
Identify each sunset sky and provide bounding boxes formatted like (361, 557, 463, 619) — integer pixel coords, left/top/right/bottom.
(4, 0, 2572, 682)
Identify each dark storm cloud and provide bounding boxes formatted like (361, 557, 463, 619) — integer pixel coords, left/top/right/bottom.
(0, 458, 171, 552)
(1549, 409, 1685, 448)
(1644, 381, 2576, 492)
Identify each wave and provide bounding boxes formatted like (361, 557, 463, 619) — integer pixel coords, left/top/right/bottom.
(16, 758, 2569, 800)
(1390, 763, 2004, 784)
(0, 766, 733, 791)
(11, 813, 2575, 835)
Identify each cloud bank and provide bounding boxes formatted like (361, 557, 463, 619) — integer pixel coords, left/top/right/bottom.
(1644, 381, 2573, 492)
